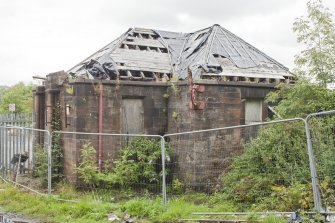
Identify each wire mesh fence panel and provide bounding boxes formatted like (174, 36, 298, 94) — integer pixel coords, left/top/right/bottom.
(0, 125, 50, 194)
(53, 131, 164, 201)
(164, 119, 313, 211)
(307, 112, 335, 210)
(0, 113, 34, 128)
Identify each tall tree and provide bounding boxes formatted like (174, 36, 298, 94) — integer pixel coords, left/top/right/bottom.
(267, 0, 335, 118)
(0, 82, 33, 114)
(293, 0, 335, 86)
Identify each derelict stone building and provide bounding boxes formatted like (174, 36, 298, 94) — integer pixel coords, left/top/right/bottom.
(33, 24, 293, 185)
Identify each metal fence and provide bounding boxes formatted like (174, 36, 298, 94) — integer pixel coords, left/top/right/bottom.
(0, 113, 37, 181)
(0, 113, 34, 127)
(1, 111, 335, 214)
(164, 119, 311, 206)
(0, 125, 50, 195)
(306, 111, 335, 212)
(52, 131, 166, 202)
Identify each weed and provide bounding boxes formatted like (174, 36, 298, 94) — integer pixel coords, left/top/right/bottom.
(76, 138, 171, 191)
(263, 214, 287, 223)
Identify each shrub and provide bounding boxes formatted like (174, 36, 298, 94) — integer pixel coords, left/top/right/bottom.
(76, 137, 170, 190)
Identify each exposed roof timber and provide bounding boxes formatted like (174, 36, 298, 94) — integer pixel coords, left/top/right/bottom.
(153, 30, 175, 74)
(68, 24, 292, 83)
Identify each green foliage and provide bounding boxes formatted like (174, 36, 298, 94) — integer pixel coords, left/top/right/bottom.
(76, 138, 169, 190)
(121, 198, 164, 220)
(34, 102, 64, 188)
(54, 181, 78, 200)
(293, 0, 335, 86)
(221, 122, 310, 208)
(34, 144, 48, 187)
(75, 142, 98, 185)
(0, 82, 33, 114)
(270, 184, 314, 211)
(171, 178, 185, 194)
(222, 114, 335, 210)
(266, 80, 335, 118)
(263, 215, 287, 223)
(320, 177, 335, 208)
(309, 116, 335, 177)
(51, 102, 64, 184)
(0, 182, 238, 223)
(245, 213, 259, 222)
(0, 183, 115, 223)
(0, 86, 8, 102)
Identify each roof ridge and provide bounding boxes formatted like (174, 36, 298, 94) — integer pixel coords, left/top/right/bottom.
(204, 25, 219, 64)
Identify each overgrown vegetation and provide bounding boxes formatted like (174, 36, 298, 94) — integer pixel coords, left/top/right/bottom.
(34, 144, 49, 187)
(1, 0, 335, 221)
(75, 138, 169, 191)
(0, 181, 292, 223)
(50, 102, 64, 184)
(220, 0, 335, 211)
(221, 122, 314, 210)
(33, 102, 64, 187)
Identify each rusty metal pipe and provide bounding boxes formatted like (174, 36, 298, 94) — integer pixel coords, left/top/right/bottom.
(98, 81, 103, 172)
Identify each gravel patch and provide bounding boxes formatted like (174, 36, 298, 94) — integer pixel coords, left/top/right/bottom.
(0, 212, 40, 223)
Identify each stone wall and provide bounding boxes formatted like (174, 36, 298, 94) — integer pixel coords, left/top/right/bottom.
(166, 81, 244, 190)
(61, 79, 169, 183)
(34, 72, 275, 186)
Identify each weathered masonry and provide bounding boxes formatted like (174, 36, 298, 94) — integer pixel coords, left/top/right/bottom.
(33, 24, 293, 185)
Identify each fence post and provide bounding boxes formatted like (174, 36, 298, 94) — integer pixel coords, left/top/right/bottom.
(305, 110, 335, 213)
(48, 131, 52, 196)
(303, 118, 323, 212)
(160, 136, 167, 206)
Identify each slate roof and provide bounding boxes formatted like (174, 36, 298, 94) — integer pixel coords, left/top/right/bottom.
(68, 24, 293, 83)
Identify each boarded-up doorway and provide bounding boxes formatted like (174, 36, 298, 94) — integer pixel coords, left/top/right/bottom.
(122, 99, 144, 134)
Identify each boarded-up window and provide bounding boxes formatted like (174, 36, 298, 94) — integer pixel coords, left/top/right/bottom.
(122, 99, 144, 134)
(245, 99, 263, 124)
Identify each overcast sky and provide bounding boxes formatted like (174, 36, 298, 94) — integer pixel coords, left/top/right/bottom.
(1, 0, 335, 86)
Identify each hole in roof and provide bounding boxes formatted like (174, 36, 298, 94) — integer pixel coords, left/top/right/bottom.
(142, 71, 155, 78)
(131, 70, 142, 77)
(119, 70, 128, 77)
(149, 47, 158, 52)
(160, 48, 168, 53)
(141, 33, 149, 39)
(195, 33, 205, 41)
(138, 45, 147, 51)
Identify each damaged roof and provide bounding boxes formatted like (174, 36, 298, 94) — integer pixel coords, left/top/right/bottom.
(68, 24, 293, 84)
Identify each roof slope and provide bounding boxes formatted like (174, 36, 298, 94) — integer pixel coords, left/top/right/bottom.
(69, 24, 292, 83)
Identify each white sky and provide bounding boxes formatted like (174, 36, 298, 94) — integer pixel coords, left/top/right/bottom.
(1, 0, 334, 86)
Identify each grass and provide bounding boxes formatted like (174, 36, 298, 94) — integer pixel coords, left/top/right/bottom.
(0, 181, 291, 223)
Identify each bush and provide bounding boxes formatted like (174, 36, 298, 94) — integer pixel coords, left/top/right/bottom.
(221, 122, 309, 206)
(76, 138, 170, 190)
(221, 115, 335, 210)
(34, 144, 48, 187)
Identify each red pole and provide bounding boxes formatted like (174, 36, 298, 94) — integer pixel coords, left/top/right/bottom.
(98, 81, 103, 172)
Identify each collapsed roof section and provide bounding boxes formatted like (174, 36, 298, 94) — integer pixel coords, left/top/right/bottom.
(68, 24, 293, 84)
